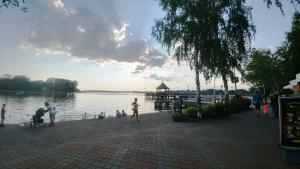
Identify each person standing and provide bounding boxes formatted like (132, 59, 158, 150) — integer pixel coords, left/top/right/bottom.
(1, 104, 6, 127)
(252, 91, 261, 117)
(44, 102, 56, 127)
(270, 93, 279, 118)
(131, 98, 140, 121)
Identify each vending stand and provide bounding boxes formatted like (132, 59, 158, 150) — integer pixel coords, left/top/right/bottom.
(279, 96, 300, 163)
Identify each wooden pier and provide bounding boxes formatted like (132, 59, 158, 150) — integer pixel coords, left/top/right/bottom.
(146, 83, 225, 110)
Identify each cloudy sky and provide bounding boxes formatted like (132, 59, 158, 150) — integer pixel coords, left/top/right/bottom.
(0, 0, 298, 91)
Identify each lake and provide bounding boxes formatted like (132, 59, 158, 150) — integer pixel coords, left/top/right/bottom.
(0, 92, 156, 124)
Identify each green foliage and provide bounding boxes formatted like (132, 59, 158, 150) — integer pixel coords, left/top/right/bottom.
(245, 12, 300, 93)
(183, 98, 250, 119)
(201, 104, 216, 118)
(152, 0, 255, 108)
(228, 97, 251, 114)
(263, 0, 300, 14)
(45, 78, 78, 92)
(281, 12, 300, 81)
(215, 102, 227, 116)
(183, 106, 198, 118)
(0, 75, 78, 92)
(244, 49, 283, 93)
(0, 0, 28, 12)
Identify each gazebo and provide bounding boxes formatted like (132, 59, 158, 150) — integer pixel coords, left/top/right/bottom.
(154, 82, 171, 110)
(156, 82, 170, 92)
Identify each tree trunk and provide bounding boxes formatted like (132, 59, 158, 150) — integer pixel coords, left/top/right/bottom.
(234, 81, 237, 97)
(221, 73, 229, 113)
(194, 55, 202, 117)
(213, 77, 216, 103)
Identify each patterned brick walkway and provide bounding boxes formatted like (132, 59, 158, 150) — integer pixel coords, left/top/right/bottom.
(0, 110, 299, 169)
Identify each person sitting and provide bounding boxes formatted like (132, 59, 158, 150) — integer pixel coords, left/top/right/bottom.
(98, 112, 105, 119)
(116, 110, 122, 118)
(121, 110, 127, 117)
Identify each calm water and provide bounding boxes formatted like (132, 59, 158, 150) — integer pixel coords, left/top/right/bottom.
(0, 92, 156, 124)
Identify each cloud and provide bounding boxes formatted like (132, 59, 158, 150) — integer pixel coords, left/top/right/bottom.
(131, 65, 147, 74)
(20, 0, 167, 71)
(149, 73, 173, 82)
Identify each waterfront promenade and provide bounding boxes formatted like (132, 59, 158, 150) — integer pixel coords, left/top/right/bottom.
(0, 111, 298, 169)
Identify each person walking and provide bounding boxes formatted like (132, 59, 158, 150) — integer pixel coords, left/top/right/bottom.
(1, 104, 6, 127)
(270, 93, 279, 118)
(263, 100, 270, 116)
(131, 98, 140, 121)
(44, 102, 56, 127)
(252, 91, 261, 117)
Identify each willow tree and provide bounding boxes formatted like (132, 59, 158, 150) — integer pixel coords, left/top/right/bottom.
(200, 0, 255, 107)
(0, 0, 27, 12)
(152, 0, 225, 114)
(152, 0, 255, 113)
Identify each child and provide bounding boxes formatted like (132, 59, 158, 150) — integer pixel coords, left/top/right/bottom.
(263, 100, 270, 116)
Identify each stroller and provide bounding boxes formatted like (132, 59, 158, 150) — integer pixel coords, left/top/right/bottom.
(30, 108, 46, 127)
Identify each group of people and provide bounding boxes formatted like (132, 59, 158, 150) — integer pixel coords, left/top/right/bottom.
(252, 91, 279, 118)
(116, 110, 127, 118)
(171, 96, 183, 113)
(0, 97, 141, 127)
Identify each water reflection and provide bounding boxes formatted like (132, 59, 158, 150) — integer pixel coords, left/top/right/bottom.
(0, 92, 155, 124)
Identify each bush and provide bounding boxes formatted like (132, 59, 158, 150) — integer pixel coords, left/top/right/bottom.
(215, 102, 227, 116)
(181, 98, 250, 119)
(183, 106, 198, 118)
(228, 97, 251, 114)
(201, 104, 216, 118)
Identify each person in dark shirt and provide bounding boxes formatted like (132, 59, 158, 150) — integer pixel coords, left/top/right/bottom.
(270, 93, 279, 118)
(252, 91, 261, 117)
(1, 104, 6, 127)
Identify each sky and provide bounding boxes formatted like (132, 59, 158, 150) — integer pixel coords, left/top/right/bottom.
(0, 0, 299, 91)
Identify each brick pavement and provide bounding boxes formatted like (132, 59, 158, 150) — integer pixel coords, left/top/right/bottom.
(0, 111, 299, 169)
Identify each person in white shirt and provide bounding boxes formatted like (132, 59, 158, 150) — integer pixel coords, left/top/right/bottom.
(44, 102, 56, 127)
(116, 110, 122, 118)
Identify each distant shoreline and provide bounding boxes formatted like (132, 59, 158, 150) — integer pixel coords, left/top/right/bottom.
(0, 90, 77, 94)
(80, 90, 146, 93)
(0, 90, 147, 94)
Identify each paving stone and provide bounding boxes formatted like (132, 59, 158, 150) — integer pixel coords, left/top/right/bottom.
(0, 111, 298, 169)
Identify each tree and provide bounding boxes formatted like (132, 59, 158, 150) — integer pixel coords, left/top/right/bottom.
(153, 0, 255, 113)
(244, 49, 283, 95)
(263, 0, 300, 14)
(45, 78, 78, 92)
(152, 0, 221, 115)
(282, 12, 300, 79)
(245, 12, 300, 95)
(198, 0, 254, 107)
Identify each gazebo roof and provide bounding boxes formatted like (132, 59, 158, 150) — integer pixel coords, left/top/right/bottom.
(156, 82, 169, 90)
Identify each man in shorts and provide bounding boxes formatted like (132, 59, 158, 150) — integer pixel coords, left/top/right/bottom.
(131, 98, 140, 121)
(252, 91, 261, 117)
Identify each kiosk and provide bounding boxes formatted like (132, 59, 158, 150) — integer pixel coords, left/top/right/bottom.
(279, 96, 300, 163)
